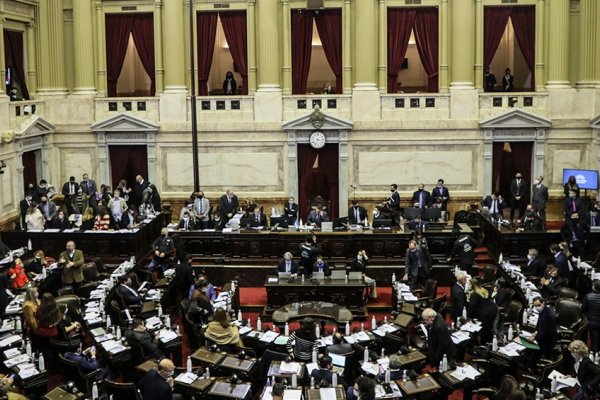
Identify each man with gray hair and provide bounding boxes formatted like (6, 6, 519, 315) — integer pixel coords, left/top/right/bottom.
(277, 252, 299, 275)
(421, 308, 457, 367)
(450, 273, 468, 322)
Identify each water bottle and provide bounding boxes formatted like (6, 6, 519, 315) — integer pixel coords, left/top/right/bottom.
(38, 353, 45, 371)
(41, 267, 47, 279)
(285, 322, 289, 336)
(439, 360, 444, 372)
(454, 265, 459, 276)
(392, 273, 396, 283)
(257, 317, 262, 331)
(157, 304, 163, 317)
(205, 366, 210, 378)
(499, 253, 503, 264)
(381, 348, 385, 359)
(237, 309, 242, 321)
(332, 372, 338, 387)
(535, 388, 542, 400)
(402, 369, 408, 381)
(526, 287, 532, 300)
(507, 325, 513, 342)
(345, 322, 350, 335)
(522, 309, 528, 325)
(15, 318, 21, 332)
(384, 368, 390, 384)
(492, 336, 498, 351)
(27, 239, 32, 250)
(106, 315, 112, 330)
(384, 316, 388, 324)
(187, 356, 192, 373)
(442, 354, 448, 371)
(361, 323, 364, 331)
(333, 327, 336, 334)
(165, 315, 171, 329)
(371, 315, 376, 330)
(301, 274, 305, 283)
(516, 324, 521, 336)
(315, 324, 320, 338)
(363, 346, 369, 363)
(462, 307, 467, 320)
(116, 326, 122, 340)
(25, 339, 32, 357)
(551, 376, 558, 392)
(310, 377, 315, 388)
(312, 349, 318, 364)
(92, 382, 99, 400)
(345, 275, 348, 283)
(291, 373, 297, 389)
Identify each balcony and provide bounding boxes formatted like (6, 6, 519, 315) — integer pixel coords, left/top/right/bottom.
(283, 94, 351, 121)
(479, 92, 549, 119)
(8, 100, 44, 129)
(192, 96, 254, 122)
(381, 93, 450, 120)
(94, 97, 160, 122)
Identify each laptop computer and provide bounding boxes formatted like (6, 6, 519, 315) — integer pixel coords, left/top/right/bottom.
(330, 353, 346, 375)
(278, 272, 292, 280)
(348, 271, 363, 281)
(312, 271, 325, 281)
(330, 270, 347, 280)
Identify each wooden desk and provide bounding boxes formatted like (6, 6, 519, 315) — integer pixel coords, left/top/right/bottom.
(397, 374, 441, 396)
(190, 347, 227, 366)
(396, 351, 427, 368)
(218, 355, 257, 377)
(267, 360, 305, 379)
(305, 386, 346, 400)
(174, 376, 215, 397)
(272, 302, 354, 325)
(43, 387, 85, 400)
(207, 379, 252, 399)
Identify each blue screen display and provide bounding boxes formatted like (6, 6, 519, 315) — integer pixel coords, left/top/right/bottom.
(563, 169, 599, 190)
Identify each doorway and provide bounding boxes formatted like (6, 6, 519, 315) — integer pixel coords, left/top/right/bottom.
(297, 144, 339, 220)
(492, 141, 533, 202)
(21, 150, 41, 192)
(108, 145, 148, 190)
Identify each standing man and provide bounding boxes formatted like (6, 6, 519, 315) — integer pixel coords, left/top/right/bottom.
(509, 172, 527, 221)
(58, 241, 85, 289)
(431, 179, 450, 211)
(348, 200, 367, 225)
(61, 176, 80, 215)
(37, 196, 58, 228)
(450, 274, 468, 322)
(284, 196, 299, 225)
(502, 68, 514, 92)
(528, 297, 558, 359)
(298, 234, 320, 277)
(532, 176, 548, 227)
(484, 67, 497, 92)
(132, 175, 150, 208)
(447, 234, 476, 275)
(80, 173, 97, 208)
(411, 184, 431, 209)
(219, 189, 239, 225)
(19, 193, 33, 230)
(387, 184, 401, 225)
(421, 308, 457, 368)
(403, 240, 430, 290)
(193, 191, 210, 230)
(148, 228, 174, 278)
(108, 190, 128, 228)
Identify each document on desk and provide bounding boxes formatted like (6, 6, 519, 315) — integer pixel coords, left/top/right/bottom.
(239, 326, 252, 336)
(279, 361, 302, 375)
(174, 372, 198, 384)
(0, 335, 21, 348)
(159, 329, 178, 343)
(274, 335, 289, 345)
(17, 363, 39, 379)
(3, 347, 21, 359)
(450, 364, 481, 381)
(260, 330, 280, 343)
(319, 388, 337, 400)
(353, 331, 371, 342)
(343, 335, 356, 344)
(548, 370, 578, 389)
(4, 354, 30, 368)
(451, 331, 471, 344)
(498, 342, 522, 357)
(361, 362, 379, 376)
(460, 322, 482, 333)
(306, 362, 318, 375)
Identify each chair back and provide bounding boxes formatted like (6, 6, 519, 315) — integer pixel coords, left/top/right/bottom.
(104, 379, 142, 400)
(77, 282, 99, 299)
(556, 299, 582, 327)
(482, 265, 497, 285)
(82, 262, 100, 282)
(57, 286, 74, 296)
(558, 287, 578, 300)
(431, 294, 447, 312)
(421, 279, 437, 299)
(58, 354, 85, 391)
(93, 257, 108, 273)
(492, 374, 519, 400)
(56, 295, 82, 316)
(504, 301, 523, 325)
(382, 333, 405, 355)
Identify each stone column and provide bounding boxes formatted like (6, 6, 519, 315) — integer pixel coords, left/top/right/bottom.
(26, 23, 37, 96)
(154, 0, 164, 93)
(439, 0, 449, 92)
(449, 0, 474, 89)
(162, 0, 186, 92)
(546, 0, 570, 87)
(343, 0, 352, 94)
(353, 0, 377, 88)
(534, 0, 545, 91)
(247, 0, 257, 94)
(37, 0, 67, 95)
(255, 0, 281, 121)
(576, 0, 597, 87)
(474, 0, 483, 90)
(73, 0, 96, 94)
(377, 0, 387, 91)
(95, 1, 107, 96)
(281, 0, 291, 94)
(0, 18, 6, 91)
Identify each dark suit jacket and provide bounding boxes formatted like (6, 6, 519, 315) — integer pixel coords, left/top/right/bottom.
(347, 206, 367, 225)
(509, 178, 527, 200)
(222, 78, 237, 94)
(563, 197, 583, 216)
(407, 220, 427, 231)
(248, 213, 267, 226)
(284, 203, 299, 221)
(19, 199, 32, 218)
(37, 201, 57, 220)
(577, 356, 600, 392)
(219, 194, 239, 218)
(541, 275, 567, 298)
(482, 196, 504, 217)
(61, 182, 80, 197)
(411, 190, 431, 208)
(502, 74, 514, 91)
(553, 252, 572, 281)
(277, 259, 299, 274)
(450, 282, 467, 321)
(427, 314, 457, 366)
(313, 261, 330, 276)
(176, 218, 196, 231)
(532, 184, 548, 209)
(350, 258, 368, 272)
(431, 186, 450, 209)
(388, 191, 400, 210)
(523, 257, 546, 277)
(139, 368, 172, 400)
(79, 179, 97, 196)
(307, 210, 329, 226)
(405, 248, 430, 279)
(51, 218, 72, 231)
(118, 284, 143, 306)
(133, 180, 150, 205)
(536, 306, 557, 357)
(311, 368, 347, 388)
(584, 211, 600, 227)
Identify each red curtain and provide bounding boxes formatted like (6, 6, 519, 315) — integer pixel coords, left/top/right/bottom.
(297, 144, 339, 220)
(21, 151, 37, 192)
(131, 14, 156, 96)
(109, 146, 148, 189)
(483, 7, 512, 72)
(105, 14, 135, 97)
(197, 12, 218, 96)
(318, 144, 339, 220)
(386, 9, 416, 93)
(492, 142, 506, 194)
(510, 6, 536, 90)
(413, 8, 439, 92)
(507, 141, 533, 203)
(298, 145, 320, 222)
(3, 29, 30, 99)
(220, 11, 248, 95)
(291, 10, 314, 94)
(314, 9, 343, 94)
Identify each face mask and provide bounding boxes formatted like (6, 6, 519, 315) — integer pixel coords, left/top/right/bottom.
(438, 184, 443, 187)
(571, 352, 580, 361)
(569, 194, 575, 198)
(317, 261, 323, 266)
(390, 189, 395, 193)
(198, 195, 204, 199)
(183, 217, 189, 221)
(353, 389, 360, 398)
(42, 200, 47, 204)
(527, 254, 533, 260)
(534, 180, 539, 185)
(59, 215, 64, 220)
(372, 210, 378, 215)
(535, 306, 543, 313)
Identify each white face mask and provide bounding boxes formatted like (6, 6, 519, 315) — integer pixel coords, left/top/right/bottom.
(527, 254, 533, 260)
(534, 180, 540, 185)
(372, 210, 378, 215)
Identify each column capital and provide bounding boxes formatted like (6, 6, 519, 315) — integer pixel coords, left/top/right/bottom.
(94, 1, 102, 11)
(280, 0, 288, 5)
(154, 0, 162, 9)
(248, 0, 256, 5)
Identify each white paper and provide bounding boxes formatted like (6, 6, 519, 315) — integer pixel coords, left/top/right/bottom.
(319, 388, 337, 400)
(0, 335, 21, 348)
(159, 330, 178, 343)
(306, 362, 318, 375)
(353, 331, 371, 342)
(259, 330, 280, 343)
(279, 362, 302, 375)
(361, 362, 379, 376)
(451, 331, 471, 344)
(175, 372, 198, 384)
(460, 322, 482, 333)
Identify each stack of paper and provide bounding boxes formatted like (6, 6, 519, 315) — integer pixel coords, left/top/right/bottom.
(0, 335, 21, 348)
(279, 361, 302, 375)
(451, 331, 471, 344)
(259, 331, 279, 343)
(17, 363, 39, 379)
(319, 388, 337, 400)
(353, 331, 371, 342)
(460, 322, 482, 333)
(262, 387, 302, 400)
(548, 370, 578, 390)
(145, 316, 162, 330)
(174, 372, 198, 384)
(361, 362, 379, 376)
(450, 364, 481, 381)
(159, 330, 178, 343)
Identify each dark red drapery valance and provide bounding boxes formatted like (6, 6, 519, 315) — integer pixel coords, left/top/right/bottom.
(4, 29, 30, 99)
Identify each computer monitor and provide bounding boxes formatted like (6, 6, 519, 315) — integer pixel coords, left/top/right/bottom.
(269, 217, 289, 228)
(422, 208, 442, 221)
(330, 270, 347, 280)
(333, 217, 349, 229)
(239, 218, 260, 228)
(563, 168, 599, 190)
(278, 272, 292, 279)
(403, 207, 422, 220)
(312, 271, 325, 281)
(372, 219, 392, 228)
(330, 353, 346, 367)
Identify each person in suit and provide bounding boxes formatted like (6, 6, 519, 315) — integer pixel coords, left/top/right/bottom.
(567, 340, 600, 400)
(450, 273, 467, 322)
(313, 256, 330, 276)
(284, 197, 299, 225)
(148, 228, 174, 279)
(348, 200, 367, 225)
(118, 274, 144, 306)
(540, 266, 567, 299)
(585, 206, 600, 228)
(564, 175, 580, 198)
(249, 205, 267, 226)
(222, 71, 237, 95)
(468, 279, 499, 344)
(80, 173, 97, 208)
(532, 176, 549, 226)
(482, 192, 505, 220)
(563, 190, 583, 220)
(61, 176, 80, 215)
(421, 308, 457, 367)
(326, 333, 353, 355)
(522, 248, 547, 277)
(310, 356, 348, 388)
(528, 297, 558, 359)
(371, 206, 385, 222)
(519, 204, 543, 232)
(51, 210, 72, 231)
(387, 183, 401, 225)
(431, 179, 450, 211)
(58, 241, 85, 287)
(19, 193, 33, 230)
(484, 67, 497, 92)
(447, 235, 476, 275)
(307, 206, 328, 227)
(403, 240, 430, 290)
(411, 184, 431, 209)
(561, 216, 589, 257)
(120, 207, 139, 230)
(350, 250, 368, 272)
(107, 189, 128, 227)
(502, 68, 514, 91)
(37, 196, 58, 228)
(131, 175, 150, 208)
(509, 172, 527, 220)
(219, 189, 239, 224)
(582, 280, 600, 354)
(299, 234, 320, 276)
(126, 319, 163, 361)
(550, 243, 573, 283)
(176, 210, 196, 230)
(277, 252, 299, 275)
(192, 191, 210, 230)
(407, 216, 427, 231)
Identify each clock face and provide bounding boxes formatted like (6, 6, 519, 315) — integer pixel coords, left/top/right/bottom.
(309, 131, 326, 149)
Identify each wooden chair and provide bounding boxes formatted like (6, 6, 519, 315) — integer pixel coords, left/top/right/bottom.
(104, 380, 142, 400)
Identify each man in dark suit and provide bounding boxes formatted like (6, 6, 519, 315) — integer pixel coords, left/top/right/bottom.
(118, 275, 145, 306)
(422, 308, 457, 367)
(326, 333, 353, 355)
(80, 173, 97, 208)
(450, 274, 467, 322)
(447, 235, 476, 275)
(176, 210, 196, 230)
(310, 356, 347, 387)
(502, 68, 514, 91)
(550, 243, 573, 283)
(561, 216, 589, 257)
(540, 266, 567, 299)
(509, 172, 527, 220)
(249, 205, 267, 226)
(407, 216, 426, 231)
(484, 67, 497, 92)
(482, 192, 504, 220)
(528, 297, 557, 359)
(284, 197, 299, 225)
(522, 248, 547, 277)
(564, 190, 583, 220)
(532, 176, 549, 226)
(411, 184, 431, 209)
(431, 179, 450, 211)
(37, 196, 58, 228)
(299, 234, 320, 276)
(61, 176, 80, 215)
(34, 179, 49, 203)
(132, 175, 150, 208)
(585, 206, 600, 228)
(403, 240, 430, 290)
(126, 319, 163, 361)
(348, 200, 367, 225)
(139, 361, 175, 400)
(19, 193, 33, 230)
(277, 252, 299, 275)
(371, 206, 385, 222)
(387, 183, 401, 225)
(219, 189, 238, 224)
(148, 228, 174, 279)
(307, 206, 328, 227)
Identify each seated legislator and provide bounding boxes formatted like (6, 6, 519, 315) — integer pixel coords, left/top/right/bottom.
(92, 206, 111, 231)
(312, 256, 330, 276)
(286, 317, 319, 361)
(284, 197, 299, 225)
(51, 210, 72, 231)
(527, 296, 557, 359)
(585, 205, 600, 227)
(421, 308, 457, 367)
(371, 206, 386, 221)
(351, 250, 377, 299)
(138, 359, 176, 400)
(7, 258, 29, 290)
(57, 241, 84, 287)
(203, 308, 244, 349)
(522, 248, 547, 277)
(481, 192, 505, 220)
(326, 332, 353, 355)
(540, 266, 567, 299)
(348, 200, 367, 225)
(407, 216, 427, 231)
(518, 204, 543, 232)
(148, 228, 174, 278)
(307, 206, 329, 227)
(177, 210, 196, 231)
(125, 319, 162, 359)
(567, 340, 600, 400)
(118, 274, 145, 306)
(249, 205, 267, 226)
(277, 252, 299, 275)
(310, 356, 348, 388)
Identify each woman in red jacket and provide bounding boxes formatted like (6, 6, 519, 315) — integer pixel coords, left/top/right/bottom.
(8, 258, 29, 290)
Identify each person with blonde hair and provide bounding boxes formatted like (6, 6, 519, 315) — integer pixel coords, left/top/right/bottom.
(23, 287, 40, 333)
(567, 340, 600, 400)
(204, 308, 243, 349)
(467, 278, 498, 344)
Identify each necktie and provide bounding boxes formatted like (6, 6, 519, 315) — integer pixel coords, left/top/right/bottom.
(492, 200, 497, 213)
(256, 214, 259, 222)
(572, 199, 576, 212)
(228, 196, 231, 204)
(420, 192, 424, 208)
(286, 262, 290, 273)
(355, 208, 359, 223)
(592, 217, 596, 227)
(70, 184, 74, 194)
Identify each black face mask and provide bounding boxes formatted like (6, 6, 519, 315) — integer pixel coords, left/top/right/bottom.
(198, 195, 204, 199)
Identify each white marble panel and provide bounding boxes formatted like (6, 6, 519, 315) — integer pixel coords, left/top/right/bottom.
(2, 166, 12, 207)
(63, 152, 93, 181)
(358, 150, 473, 186)
(551, 150, 584, 185)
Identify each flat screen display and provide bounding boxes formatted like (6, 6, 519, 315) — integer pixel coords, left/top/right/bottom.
(563, 169, 599, 190)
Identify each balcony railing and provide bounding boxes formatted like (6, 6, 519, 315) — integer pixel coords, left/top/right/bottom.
(283, 94, 352, 120)
(95, 97, 160, 122)
(479, 92, 549, 119)
(8, 100, 45, 128)
(192, 96, 254, 122)
(381, 93, 450, 120)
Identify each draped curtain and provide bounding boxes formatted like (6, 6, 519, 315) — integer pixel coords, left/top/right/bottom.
(291, 10, 314, 94)
(510, 6, 535, 90)
(220, 11, 248, 95)
(386, 9, 416, 93)
(3, 29, 30, 99)
(109, 146, 148, 189)
(21, 151, 37, 191)
(483, 7, 512, 72)
(413, 8, 439, 92)
(318, 144, 339, 220)
(105, 14, 135, 97)
(298, 145, 320, 222)
(492, 142, 506, 194)
(197, 12, 219, 96)
(130, 14, 156, 96)
(314, 9, 343, 94)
